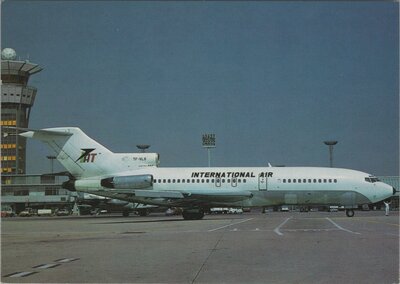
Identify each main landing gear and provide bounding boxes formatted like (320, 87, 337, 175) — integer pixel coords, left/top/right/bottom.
(345, 209, 355, 217)
(182, 209, 205, 220)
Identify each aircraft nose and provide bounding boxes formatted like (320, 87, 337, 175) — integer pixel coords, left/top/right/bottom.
(393, 187, 398, 196)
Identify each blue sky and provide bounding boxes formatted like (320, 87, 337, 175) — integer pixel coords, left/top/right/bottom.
(2, 1, 399, 175)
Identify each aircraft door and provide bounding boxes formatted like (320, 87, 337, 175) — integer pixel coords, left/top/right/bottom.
(215, 178, 221, 187)
(231, 178, 237, 187)
(258, 175, 267, 191)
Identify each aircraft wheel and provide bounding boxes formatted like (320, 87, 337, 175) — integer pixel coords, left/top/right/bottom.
(138, 209, 149, 217)
(122, 210, 130, 217)
(345, 209, 354, 217)
(182, 210, 204, 220)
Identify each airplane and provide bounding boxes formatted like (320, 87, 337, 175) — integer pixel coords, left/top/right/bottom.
(17, 127, 395, 220)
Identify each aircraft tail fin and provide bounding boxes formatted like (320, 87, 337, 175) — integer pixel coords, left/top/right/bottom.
(18, 127, 114, 179)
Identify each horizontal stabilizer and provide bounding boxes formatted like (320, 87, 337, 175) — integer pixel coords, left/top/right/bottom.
(19, 129, 73, 140)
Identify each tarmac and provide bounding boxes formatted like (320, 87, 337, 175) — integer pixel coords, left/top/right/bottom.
(1, 210, 399, 283)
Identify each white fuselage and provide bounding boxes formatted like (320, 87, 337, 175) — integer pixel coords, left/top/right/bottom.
(77, 166, 393, 208)
(20, 127, 394, 211)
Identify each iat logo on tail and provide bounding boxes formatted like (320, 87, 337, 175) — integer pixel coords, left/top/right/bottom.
(76, 148, 97, 163)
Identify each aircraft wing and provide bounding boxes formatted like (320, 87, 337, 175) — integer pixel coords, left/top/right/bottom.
(179, 189, 253, 203)
(88, 188, 253, 207)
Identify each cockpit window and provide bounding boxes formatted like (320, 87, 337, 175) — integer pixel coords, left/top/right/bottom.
(365, 177, 380, 183)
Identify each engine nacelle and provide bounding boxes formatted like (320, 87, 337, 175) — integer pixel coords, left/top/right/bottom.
(101, 174, 153, 189)
(106, 199, 130, 206)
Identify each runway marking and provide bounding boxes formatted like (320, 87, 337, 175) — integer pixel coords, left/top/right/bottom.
(32, 263, 61, 269)
(227, 228, 274, 232)
(3, 258, 79, 278)
(273, 217, 292, 236)
(4, 257, 79, 278)
(4, 271, 37, 278)
(208, 218, 254, 232)
(285, 228, 338, 232)
(326, 218, 360, 235)
(54, 257, 80, 263)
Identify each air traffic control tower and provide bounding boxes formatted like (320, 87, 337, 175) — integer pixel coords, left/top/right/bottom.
(1, 48, 43, 174)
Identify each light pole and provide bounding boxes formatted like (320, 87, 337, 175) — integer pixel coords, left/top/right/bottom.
(136, 145, 150, 153)
(202, 134, 216, 167)
(323, 141, 338, 168)
(46, 155, 56, 173)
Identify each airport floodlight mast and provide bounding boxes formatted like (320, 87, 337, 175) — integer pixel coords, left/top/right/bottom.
(202, 134, 216, 167)
(323, 141, 338, 168)
(136, 144, 150, 153)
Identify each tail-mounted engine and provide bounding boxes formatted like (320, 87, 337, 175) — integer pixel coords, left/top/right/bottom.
(101, 174, 153, 189)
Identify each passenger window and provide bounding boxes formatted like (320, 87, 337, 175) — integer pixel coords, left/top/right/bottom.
(243, 179, 247, 183)
(318, 179, 322, 183)
(303, 179, 306, 183)
(172, 179, 176, 183)
(288, 179, 291, 183)
(308, 179, 311, 183)
(177, 179, 180, 183)
(206, 179, 209, 183)
(227, 179, 230, 183)
(201, 179, 204, 183)
(182, 179, 185, 183)
(192, 179, 195, 183)
(168, 179, 171, 183)
(163, 179, 166, 183)
(197, 179, 200, 183)
(283, 179, 286, 183)
(329, 179, 332, 183)
(293, 179, 296, 183)
(222, 179, 225, 183)
(298, 179, 301, 183)
(313, 179, 317, 183)
(334, 179, 337, 183)
(323, 179, 327, 183)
